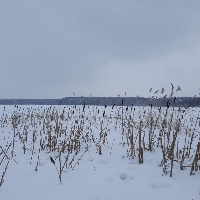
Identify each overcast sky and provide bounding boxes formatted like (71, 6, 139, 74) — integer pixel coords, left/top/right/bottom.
(0, 0, 200, 98)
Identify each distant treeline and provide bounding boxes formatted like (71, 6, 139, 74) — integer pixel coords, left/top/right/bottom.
(0, 97, 200, 107)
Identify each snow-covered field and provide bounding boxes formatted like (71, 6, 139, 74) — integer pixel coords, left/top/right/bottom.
(0, 105, 200, 200)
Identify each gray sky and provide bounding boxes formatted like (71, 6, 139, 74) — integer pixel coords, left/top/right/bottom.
(0, 0, 200, 98)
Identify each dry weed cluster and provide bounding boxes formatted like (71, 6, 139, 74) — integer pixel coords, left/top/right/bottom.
(0, 98, 200, 186)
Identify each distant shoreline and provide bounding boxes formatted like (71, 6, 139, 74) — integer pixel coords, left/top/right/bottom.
(0, 97, 200, 107)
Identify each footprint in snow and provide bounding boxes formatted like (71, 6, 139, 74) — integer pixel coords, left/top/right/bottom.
(120, 173, 127, 180)
(120, 171, 135, 181)
(88, 157, 94, 161)
(150, 180, 170, 188)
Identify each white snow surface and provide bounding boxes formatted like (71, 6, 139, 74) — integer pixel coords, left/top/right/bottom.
(0, 105, 200, 200)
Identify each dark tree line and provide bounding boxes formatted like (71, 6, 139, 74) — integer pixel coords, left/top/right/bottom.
(0, 97, 200, 107)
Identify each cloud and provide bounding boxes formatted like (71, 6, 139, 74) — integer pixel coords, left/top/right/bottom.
(0, 0, 200, 98)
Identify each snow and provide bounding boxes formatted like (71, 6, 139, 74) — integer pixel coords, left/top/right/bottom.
(0, 105, 200, 200)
